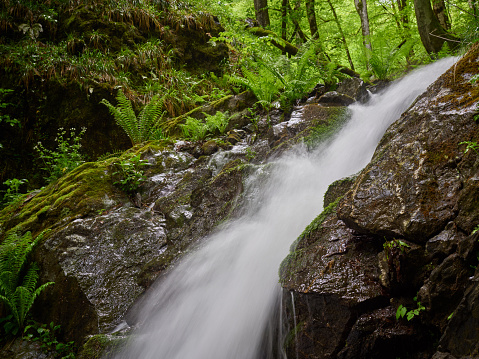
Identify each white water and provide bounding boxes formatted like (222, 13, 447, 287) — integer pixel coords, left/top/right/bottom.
(114, 58, 456, 359)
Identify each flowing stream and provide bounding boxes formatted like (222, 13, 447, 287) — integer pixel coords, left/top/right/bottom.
(114, 57, 456, 359)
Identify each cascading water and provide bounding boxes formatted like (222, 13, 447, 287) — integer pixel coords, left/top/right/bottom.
(113, 57, 456, 359)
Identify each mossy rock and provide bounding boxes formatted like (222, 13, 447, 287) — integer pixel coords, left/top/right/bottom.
(77, 334, 126, 359)
(0, 159, 122, 238)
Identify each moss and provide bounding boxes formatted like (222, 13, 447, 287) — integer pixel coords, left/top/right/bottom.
(304, 107, 351, 148)
(298, 197, 342, 243)
(431, 43, 479, 110)
(77, 334, 126, 359)
(162, 95, 234, 135)
(279, 198, 342, 283)
(0, 159, 120, 239)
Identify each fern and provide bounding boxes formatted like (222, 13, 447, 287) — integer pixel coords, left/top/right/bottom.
(0, 230, 54, 330)
(100, 90, 166, 146)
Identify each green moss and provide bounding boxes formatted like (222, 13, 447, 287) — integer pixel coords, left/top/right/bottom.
(77, 334, 126, 359)
(0, 160, 120, 239)
(304, 107, 351, 149)
(162, 95, 234, 135)
(298, 197, 342, 243)
(279, 197, 342, 283)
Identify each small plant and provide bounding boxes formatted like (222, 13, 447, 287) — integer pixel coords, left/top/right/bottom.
(2, 178, 28, 205)
(396, 297, 425, 321)
(24, 321, 76, 358)
(0, 88, 19, 127)
(19, 22, 43, 41)
(383, 238, 410, 260)
(34, 127, 86, 183)
(179, 117, 210, 141)
(205, 111, 230, 135)
(100, 90, 166, 146)
(460, 141, 479, 155)
(112, 154, 149, 195)
(245, 147, 256, 161)
(0, 230, 54, 335)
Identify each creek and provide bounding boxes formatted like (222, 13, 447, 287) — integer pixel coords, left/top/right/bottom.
(113, 57, 456, 359)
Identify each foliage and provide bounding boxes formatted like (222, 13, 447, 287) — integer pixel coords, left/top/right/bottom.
(101, 90, 166, 146)
(179, 117, 210, 141)
(396, 297, 425, 321)
(228, 58, 283, 108)
(383, 238, 411, 260)
(34, 127, 86, 183)
(112, 154, 149, 195)
(368, 40, 417, 80)
(0, 88, 19, 127)
(179, 111, 230, 140)
(0, 88, 20, 149)
(460, 140, 479, 155)
(19, 22, 43, 41)
(2, 178, 28, 206)
(204, 111, 230, 135)
(0, 230, 54, 334)
(24, 321, 76, 358)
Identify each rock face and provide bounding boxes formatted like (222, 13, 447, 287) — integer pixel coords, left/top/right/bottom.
(280, 46, 479, 358)
(0, 87, 353, 357)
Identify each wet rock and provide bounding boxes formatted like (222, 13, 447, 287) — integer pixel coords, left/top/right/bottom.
(337, 55, 478, 243)
(337, 306, 433, 359)
(425, 222, 464, 262)
(33, 205, 167, 342)
(318, 91, 356, 106)
(323, 176, 356, 208)
(0, 338, 56, 359)
(281, 45, 479, 358)
(379, 239, 427, 295)
(201, 140, 219, 156)
(280, 202, 386, 358)
(336, 77, 370, 104)
(434, 267, 479, 358)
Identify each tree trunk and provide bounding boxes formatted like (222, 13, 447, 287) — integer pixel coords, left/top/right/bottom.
(354, 0, 372, 67)
(281, 0, 288, 55)
(413, 0, 457, 54)
(254, 0, 270, 28)
(305, 0, 319, 39)
(288, 1, 308, 43)
(326, 0, 355, 70)
(469, 0, 477, 15)
(432, 0, 451, 30)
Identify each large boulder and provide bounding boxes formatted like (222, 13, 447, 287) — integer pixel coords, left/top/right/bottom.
(281, 45, 479, 358)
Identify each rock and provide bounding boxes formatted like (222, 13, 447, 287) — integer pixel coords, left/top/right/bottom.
(337, 306, 433, 359)
(33, 205, 168, 342)
(434, 267, 479, 358)
(337, 51, 479, 243)
(281, 45, 479, 358)
(0, 338, 56, 359)
(323, 176, 356, 208)
(336, 77, 370, 103)
(280, 201, 386, 358)
(318, 91, 356, 106)
(0, 141, 254, 346)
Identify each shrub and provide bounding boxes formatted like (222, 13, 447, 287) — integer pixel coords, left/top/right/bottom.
(100, 90, 166, 146)
(0, 230, 54, 335)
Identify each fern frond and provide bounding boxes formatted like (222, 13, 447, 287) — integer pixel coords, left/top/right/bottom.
(138, 93, 166, 141)
(14, 286, 32, 327)
(0, 293, 16, 321)
(21, 263, 39, 293)
(100, 90, 140, 145)
(0, 230, 53, 328)
(31, 282, 54, 305)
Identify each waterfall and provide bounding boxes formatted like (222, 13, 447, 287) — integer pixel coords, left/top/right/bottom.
(113, 57, 456, 359)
